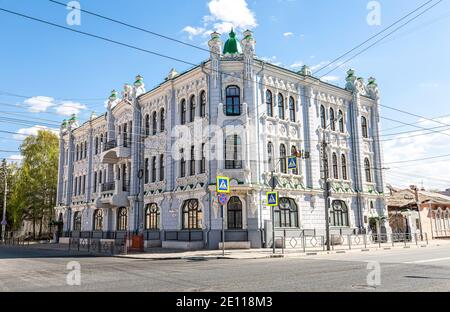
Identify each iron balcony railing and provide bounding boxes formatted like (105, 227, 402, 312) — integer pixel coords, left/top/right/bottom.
(104, 140, 117, 151)
(101, 182, 115, 192)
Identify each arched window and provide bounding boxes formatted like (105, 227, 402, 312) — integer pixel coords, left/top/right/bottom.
(275, 198, 298, 228)
(159, 154, 165, 181)
(280, 144, 287, 174)
(182, 199, 202, 230)
(145, 114, 150, 136)
(266, 90, 273, 117)
(145, 203, 160, 230)
(180, 149, 186, 178)
(190, 145, 195, 176)
(320, 105, 326, 129)
(330, 200, 349, 227)
(289, 97, 296, 122)
(225, 86, 241, 116)
(93, 209, 103, 231)
(227, 197, 243, 229)
(75, 144, 79, 161)
(362, 116, 368, 138)
(278, 94, 285, 120)
(117, 207, 128, 231)
(190, 95, 196, 122)
(73, 212, 82, 231)
(338, 110, 344, 133)
(365, 158, 372, 183)
(144, 158, 149, 184)
(330, 108, 336, 131)
(151, 156, 157, 183)
(200, 143, 206, 174)
(152, 112, 157, 135)
(291, 146, 299, 175)
(332, 153, 339, 179)
(100, 134, 104, 153)
(341, 154, 348, 180)
(95, 137, 99, 155)
(180, 99, 186, 125)
(225, 135, 242, 169)
(200, 91, 207, 118)
(160, 108, 165, 132)
(268, 142, 274, 170)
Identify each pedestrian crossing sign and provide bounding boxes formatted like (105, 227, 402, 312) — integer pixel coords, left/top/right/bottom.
(216, 176, 230, 193)
(288, 156, 297, 170)
(267, 191, 278, 207)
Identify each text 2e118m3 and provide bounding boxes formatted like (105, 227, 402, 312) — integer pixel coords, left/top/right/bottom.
(221, 296, 272, 308)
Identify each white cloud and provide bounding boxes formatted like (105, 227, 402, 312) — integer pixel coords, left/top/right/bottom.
(383, 116, 450, 190)
(54, 101, 87, 116)
(259, 56, 282, 67)
(290, 61, 304, 70)
(320, 75, 340, 83)
(283, 32, 294, 37)
(14, 125, 58, 140)
(182, 0, 257, 39)
(24, 96, 55, 113)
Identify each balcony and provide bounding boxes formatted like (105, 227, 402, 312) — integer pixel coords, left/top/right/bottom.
(100, 139, 131, 164)
(98, 180, 130, 208)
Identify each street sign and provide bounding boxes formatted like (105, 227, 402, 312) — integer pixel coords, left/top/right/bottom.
(288, 156, 298, 170)
(218, 193, 228, 206)
(217, 176, 230, 193)
(267, 191, 278, 207)
(269, 176, 278, 189)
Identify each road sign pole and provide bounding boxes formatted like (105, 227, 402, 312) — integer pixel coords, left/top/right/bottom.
(221, 204, 225, 257)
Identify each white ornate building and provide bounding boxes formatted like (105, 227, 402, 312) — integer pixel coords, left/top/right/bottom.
(55, 30, 390, 249)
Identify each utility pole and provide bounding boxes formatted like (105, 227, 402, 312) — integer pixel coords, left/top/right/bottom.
(410, 185, 423, 240)
(1, 162, 7, 244)
(270, 169, 276, 255)
(322, 134, 331, 251)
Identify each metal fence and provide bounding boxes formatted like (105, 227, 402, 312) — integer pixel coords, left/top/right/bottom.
(68, 237, 127, 256)
(269, 232, 429, 254)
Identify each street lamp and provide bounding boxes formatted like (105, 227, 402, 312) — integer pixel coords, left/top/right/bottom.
(410, 185, 424, 240)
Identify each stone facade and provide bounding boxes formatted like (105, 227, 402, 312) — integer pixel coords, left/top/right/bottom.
(55, 30, 390, 249)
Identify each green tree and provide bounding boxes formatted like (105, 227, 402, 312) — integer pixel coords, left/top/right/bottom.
(8, 130, 59, 238)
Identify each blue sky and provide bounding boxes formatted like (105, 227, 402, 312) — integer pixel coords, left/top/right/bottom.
(0, 0, 449, 189)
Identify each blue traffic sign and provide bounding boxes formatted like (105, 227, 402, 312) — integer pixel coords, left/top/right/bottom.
(288, 156, 297, 170)
(216, 176, 230, 193)
(267, 192, 278, 206)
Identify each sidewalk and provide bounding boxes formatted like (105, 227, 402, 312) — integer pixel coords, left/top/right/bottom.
(116, 239, 450, 261)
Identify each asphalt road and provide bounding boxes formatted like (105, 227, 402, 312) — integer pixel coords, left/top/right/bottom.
(0, 245, 449, 292)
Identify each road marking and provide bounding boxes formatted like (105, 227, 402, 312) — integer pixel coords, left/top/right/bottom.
(405, 257, 450, 264)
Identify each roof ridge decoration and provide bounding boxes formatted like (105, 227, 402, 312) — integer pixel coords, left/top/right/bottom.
(223, 28, 243, 56)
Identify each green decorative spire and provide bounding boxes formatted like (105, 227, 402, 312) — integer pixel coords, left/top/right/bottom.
(223, 29, 242, 55)
(61, 119, 67, 128)
(69, 113, 77, 122)
(109, 89, 118, 101)
(134, 75, 144, 87)
(368, 77, 377, 87)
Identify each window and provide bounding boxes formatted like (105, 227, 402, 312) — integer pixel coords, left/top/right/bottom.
(117, 207, 128, 231)
(330, 108, 336, 131)
(332, 153, 339, 179)
(152, 112, 157, 135)
(83, 175, 86, 194)
(180, 149, 186, 178)
(95, 137, 99, 155)
(227, 197, 243, 229)
(190, 95, 196, 122)
(100, 134, 104, 153)
(365, 158, 372, 183)
(268, 142, 274, 170)
(266, 90, 273, 117)
(289, 97, 296, 122)
(73, 212, 82, 231)
(84, 141, 87, 159)
(339, 110, 344, 133)
(330, 200, 349, 227)
(225, 86, 241, 116)
(362, 116, 368, 138)
(225, 135, 242, 169)
(200, 143, 206, 174)
(182, 199, 202, 230)
(291, 146, 299, 175)
(274, 198, 298, 228)
(151, 156, 157, 183)
(280, 144, 287, 174)
(278, 94, 285, 120)
(93, 209, 103, 231)
(200, 91, 207, 118)
(160, 108, 165, 132)
(93, 172, 97, 193)
(123, 123, 129, 147)
(180, 99, 186, 125)
(342, 154, 348, 180)
(145, 203, 160, 230)
(159, 154, 165, 181)
(320, 105, 326, 129)
(190, 146, 195, 176)
(75, 144, 79, 161)
(144, 158, 149, 184)
(145, 114, 150, 136)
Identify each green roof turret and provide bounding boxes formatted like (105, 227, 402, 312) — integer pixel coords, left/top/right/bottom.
(223, 29, 242, 55)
